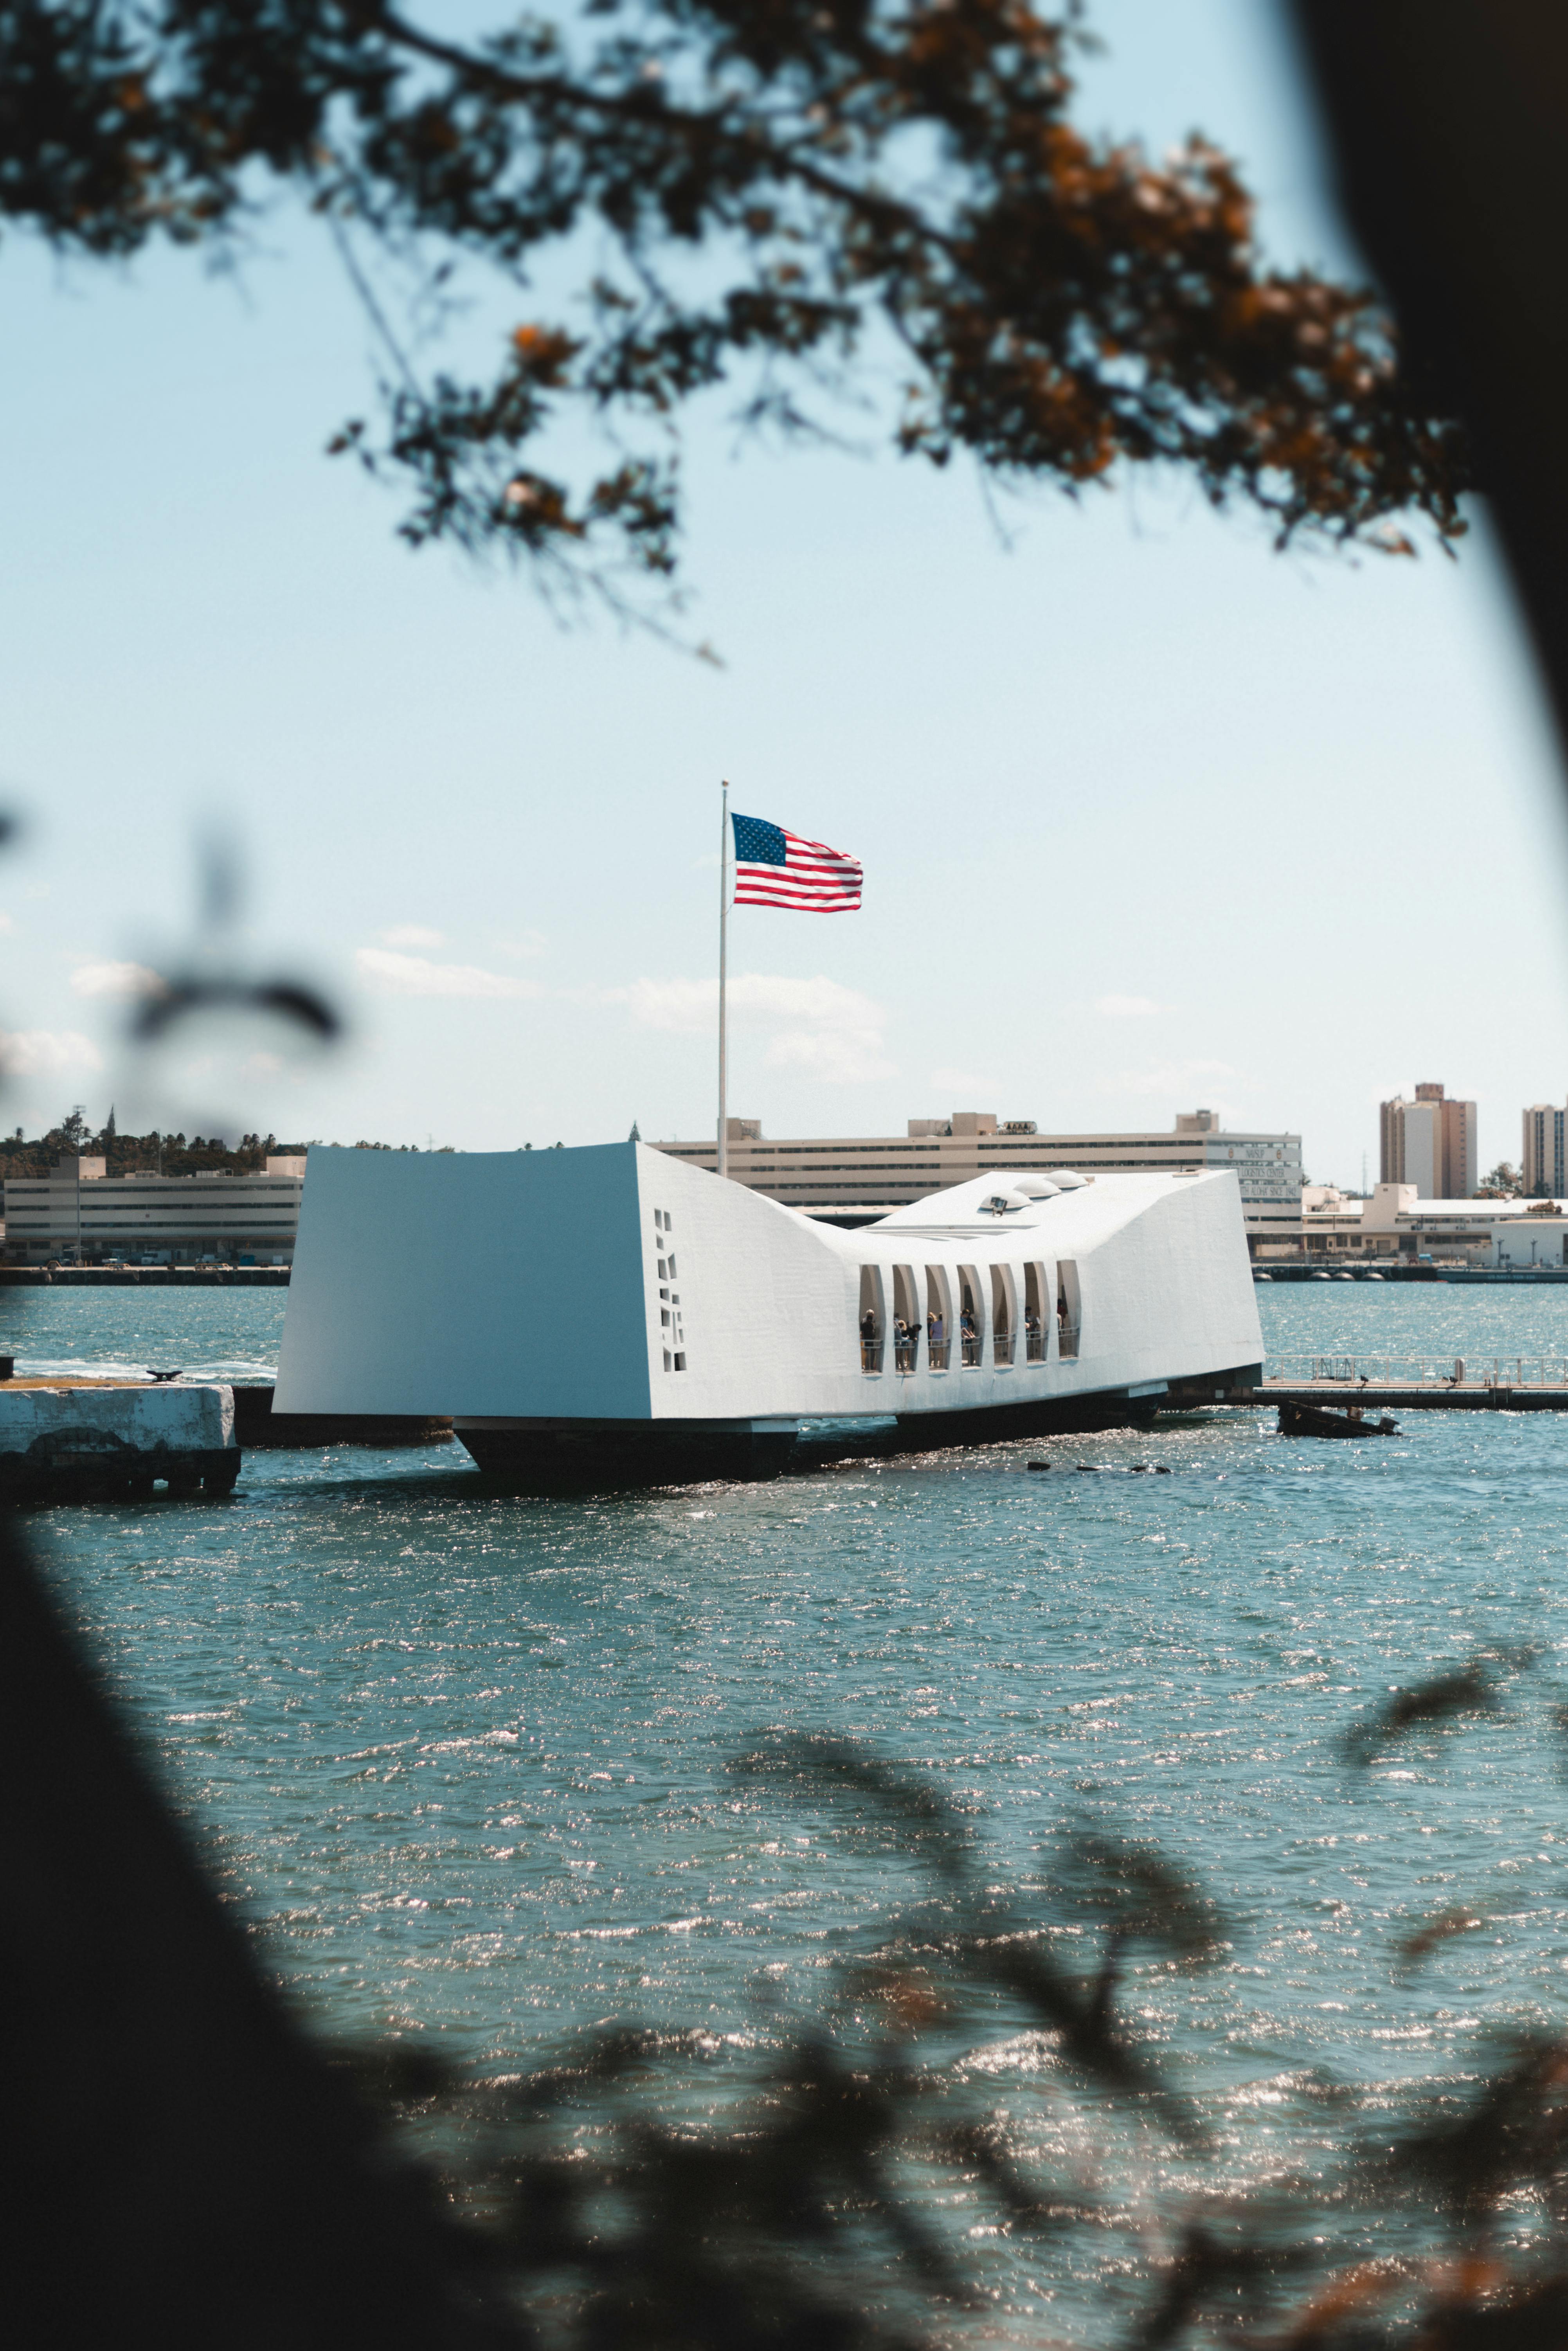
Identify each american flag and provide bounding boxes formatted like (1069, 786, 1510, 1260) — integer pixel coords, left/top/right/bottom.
(731, 813, 862, 913)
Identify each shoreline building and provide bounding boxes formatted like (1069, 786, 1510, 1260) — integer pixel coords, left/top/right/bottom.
(651, 1111, 1303, 1254)
(1523, 1102, 1568, 1197)
(1302, 1181, 1568, 1267)
(1, 1156, 306, 1265)
(1379, 1083, 1477, 1199)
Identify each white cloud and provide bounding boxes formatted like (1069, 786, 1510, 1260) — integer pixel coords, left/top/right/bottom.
(381, 923, 445, 950)
(71, 959, 167, 999)
(355, 947, 543, 1001)
(0, 913, 14, 935)
(763, 1028, 888, 1083)
(1096, 994, 1170, 1019)
(497, 930, 548, 960)
(0, 1028, 104, 1076)
(608, 972, 893, 1083)
(1102, 1057, 1238, 1100)
(930, 1066, 1001, 1095)
(607, 976, 718, 1033)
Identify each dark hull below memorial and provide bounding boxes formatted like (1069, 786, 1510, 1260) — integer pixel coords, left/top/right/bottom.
(230, 1387, 454, 1449)
(457, 1423, 801, 1492)
(455, 1370, 1264, 1494)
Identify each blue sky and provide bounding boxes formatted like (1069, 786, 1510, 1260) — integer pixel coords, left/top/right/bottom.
(1, 0, 1563, 1185)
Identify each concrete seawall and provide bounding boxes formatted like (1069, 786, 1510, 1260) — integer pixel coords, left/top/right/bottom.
(1257, 1265, 1568, 1284)
(0, 1267, 289, 1287)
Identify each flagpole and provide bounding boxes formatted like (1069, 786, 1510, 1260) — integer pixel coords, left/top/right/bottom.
(717, 779, 729, 1180)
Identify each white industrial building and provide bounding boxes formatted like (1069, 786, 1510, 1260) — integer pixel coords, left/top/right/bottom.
(651, 1110, 1303, 1252)
(1298, 1182, 1568, 1267)
(2, 1156, 306, 1264)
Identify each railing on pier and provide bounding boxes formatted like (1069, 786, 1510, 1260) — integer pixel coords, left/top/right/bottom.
(1025, 1323, 1045, 1362)
(993, 1326, 1014, 1366)
(928, 1333, 951, 1369)
(1268, 1354, 1568, 1388)
(961, 1330, 981, 1367)
(1058, 1318, 1080, 1361)
(861, 1323, 882, 1374)
(894, 1331, 918, 1373)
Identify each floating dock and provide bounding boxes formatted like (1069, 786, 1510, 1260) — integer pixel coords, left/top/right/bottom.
(1168, 1374, 1568, 1414)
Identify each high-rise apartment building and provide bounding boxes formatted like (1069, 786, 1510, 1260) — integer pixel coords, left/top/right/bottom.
(1379, 1083, 1476, 1198)
(1522, 1103, 1567, 1197)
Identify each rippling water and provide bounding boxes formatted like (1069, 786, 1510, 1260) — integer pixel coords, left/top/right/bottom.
(15, 1280, 1568, 2335)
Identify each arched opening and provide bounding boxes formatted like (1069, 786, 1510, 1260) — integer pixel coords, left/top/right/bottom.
(859, 1265, 886, 1372)
(892, 1265, 920, 1373)
(958, 1265, 983, 1367)
(1057, 1260, 1081, 1360)
(924, 1266, 951, 1369)
(1023, 1262, 1047, 1361)
(990, 1265, 1016, 1365)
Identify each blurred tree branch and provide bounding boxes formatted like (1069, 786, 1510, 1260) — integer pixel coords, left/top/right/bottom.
(1292, 0, 1568, 790)
(0, 1, 1468, 611)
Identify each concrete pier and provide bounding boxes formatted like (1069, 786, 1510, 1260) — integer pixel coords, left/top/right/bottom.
(0, 1381, 240, 1498)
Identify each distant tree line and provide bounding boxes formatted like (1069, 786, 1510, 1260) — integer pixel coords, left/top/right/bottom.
(0, 1117, 304, 1181)
(0, 1114, 470, 1177)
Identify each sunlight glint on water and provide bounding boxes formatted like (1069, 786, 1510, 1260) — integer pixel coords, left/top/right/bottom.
(16, 1282, 1568, 2336)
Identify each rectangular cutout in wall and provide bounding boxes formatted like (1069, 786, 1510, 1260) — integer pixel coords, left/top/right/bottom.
(655, 1208, 686, 1368)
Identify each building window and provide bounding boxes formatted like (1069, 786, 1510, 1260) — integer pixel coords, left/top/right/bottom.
(655, 1210, 685, 1368)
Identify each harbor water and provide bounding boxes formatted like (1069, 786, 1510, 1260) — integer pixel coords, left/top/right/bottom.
(16, 1280, 1568, 2334)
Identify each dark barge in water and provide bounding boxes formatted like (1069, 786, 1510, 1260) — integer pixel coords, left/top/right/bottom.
(1278, 1400, 1399, 1440)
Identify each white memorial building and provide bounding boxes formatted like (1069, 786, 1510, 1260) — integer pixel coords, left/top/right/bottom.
(275, 1140, 1262, 1489)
